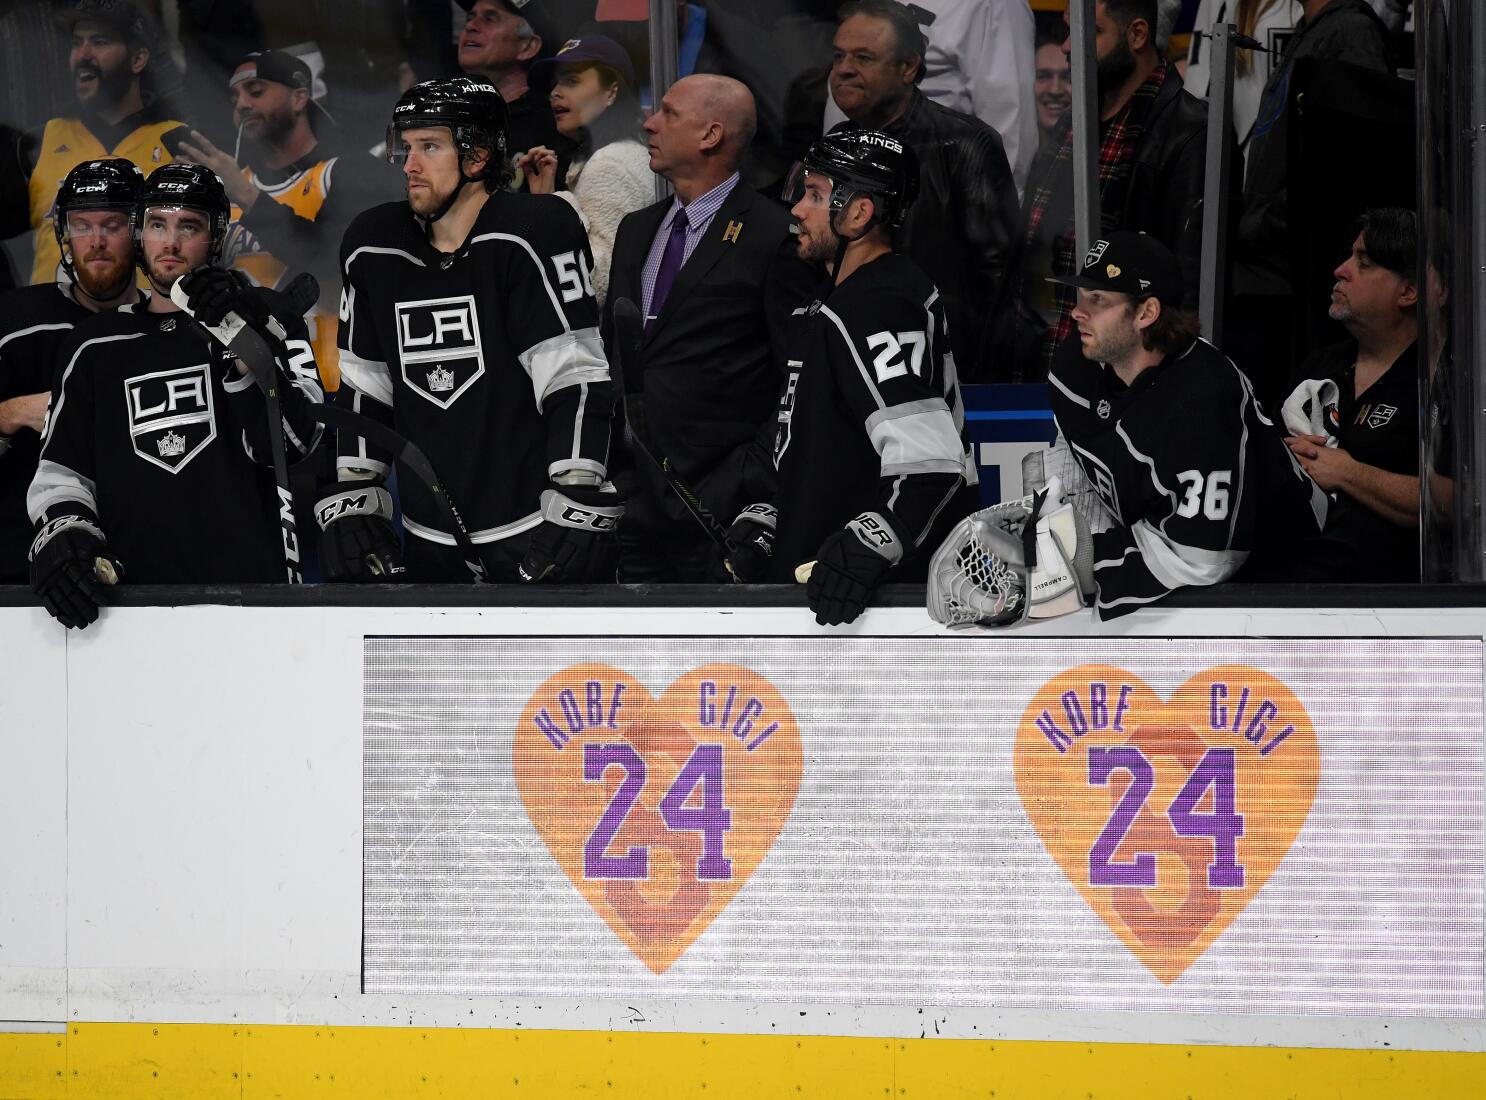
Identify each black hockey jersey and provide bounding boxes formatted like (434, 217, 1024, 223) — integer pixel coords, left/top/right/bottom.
(0, 282, 90, 581)
(770, 253, 978, 580)
(335, 192, 613, 549)
(1048, 334, 1328, 618)
(29, 300, 323, 583)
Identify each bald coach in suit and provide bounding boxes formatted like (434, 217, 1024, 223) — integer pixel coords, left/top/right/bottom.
(605, 74, 817, 581)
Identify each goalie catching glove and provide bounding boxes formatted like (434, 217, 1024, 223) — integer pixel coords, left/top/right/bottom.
(517, 480, 624, 583)
(29, 514, 120, 630)
(315, 482, 406, 581)
(806, 511, 902, 626)
(927, 478, 1096, 627)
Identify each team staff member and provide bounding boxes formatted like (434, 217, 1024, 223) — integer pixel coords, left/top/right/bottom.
(27, 0, 188, 286)
(1283, 208, 1421, 583)
(176, 50, 402, 390)
(0, 160, 144, 582)
(605, 74, 817, 581)
(727, 131, 977, 625)
(320, 78, 619, 584)
(27, 164, 323, 629)
(1045, 231, 1327, 618)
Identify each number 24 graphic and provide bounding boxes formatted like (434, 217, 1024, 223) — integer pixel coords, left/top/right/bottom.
(583, 743, 734, 881)
(1087, 746, 1246, 889)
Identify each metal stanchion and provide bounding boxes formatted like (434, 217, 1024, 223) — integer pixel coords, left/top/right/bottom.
(1198, 23, 1236, 344)
(1068, 0, 1102, 260)
(647, 0, 680, 204)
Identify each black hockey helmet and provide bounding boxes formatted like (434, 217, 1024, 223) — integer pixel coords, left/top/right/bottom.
(387, 77, 510, 187)
(54, 158, 144, 273)
(784, 129, 920, 235)
(133, 162, 231, 264)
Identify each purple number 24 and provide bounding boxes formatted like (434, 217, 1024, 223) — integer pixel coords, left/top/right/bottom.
(1087, 746, 1245, 889)
(582, 743, 734, 881)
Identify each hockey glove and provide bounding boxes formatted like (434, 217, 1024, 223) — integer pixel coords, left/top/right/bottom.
(723, 503, 776, 582)
(518, 483, 624, 583)
(29, 514, 118, 630)
(179, 267, 269, 329)
(315, 483, 406, 581)
(806, 511, 902, 626)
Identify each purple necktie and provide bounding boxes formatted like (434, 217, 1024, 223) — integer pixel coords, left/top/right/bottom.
(646, 206, 689, 333)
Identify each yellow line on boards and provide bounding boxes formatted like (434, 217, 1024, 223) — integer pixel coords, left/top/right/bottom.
(1, 1024, 1483, 1099)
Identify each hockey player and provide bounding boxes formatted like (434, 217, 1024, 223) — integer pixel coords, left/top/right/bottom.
(1044, 231, 1327, 617)
(319, 77, 618, 583)
(27, 163, 323, 629)
(725, 130, 978, 625)
(0, 159, 143, 582)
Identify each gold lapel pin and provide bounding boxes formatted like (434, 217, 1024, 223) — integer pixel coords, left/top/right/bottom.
(723, 219, 743, 244)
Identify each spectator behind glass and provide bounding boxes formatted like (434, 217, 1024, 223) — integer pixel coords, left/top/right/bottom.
(1230, 0, 1393, 395)
(456, 0, 574, 187)
(1033, 19, 1071, 150)
(989, 0, 1213, 384)
(26, 0, 189, 287)
(824, 0, 1040, 196)
(828, 0, 1019, 383)
(521, 36, 652, 305)
(173, 50, 403, 391)
(1186, 2, 1302, 162)
(1282, 208, 1420, 584)
(604, 75, 817, 583)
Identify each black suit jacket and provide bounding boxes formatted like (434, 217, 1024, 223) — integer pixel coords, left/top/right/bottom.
(603, 181, 819, 530)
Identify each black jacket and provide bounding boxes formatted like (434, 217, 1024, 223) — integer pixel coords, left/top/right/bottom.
(604, 181, 818, 551)
(834, 89, 1019, 381)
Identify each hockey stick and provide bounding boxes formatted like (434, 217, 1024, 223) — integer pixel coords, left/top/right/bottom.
(171, 277, 302, 583)
(176, 274, 489, 583)
(609, 298, 740, 561)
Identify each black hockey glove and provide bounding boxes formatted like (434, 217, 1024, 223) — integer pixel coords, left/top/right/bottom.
(805, 511, 903, 626)
(29, 514, 119, 630)
(518, 483, 624, 583)
(724, 503, 776, 582)
(179, 266, 269, 329)
(315, 482, 406, 582)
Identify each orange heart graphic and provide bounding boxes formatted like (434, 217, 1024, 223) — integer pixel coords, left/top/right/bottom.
(513, 663, 803, 974)
(1015, 664, 1320, 984)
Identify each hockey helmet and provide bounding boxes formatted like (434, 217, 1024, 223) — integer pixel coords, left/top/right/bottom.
(387, 77, 510, 187)
(133, 162, 231, 264)
(783, 129, 920, 234)
(54, 158, 144, 274)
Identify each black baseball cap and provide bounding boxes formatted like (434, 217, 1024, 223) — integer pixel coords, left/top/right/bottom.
(456, 0, 558, 57)
(54, 0, 153, 46)
(1047, 230, 1184, 306)
(231, 51, 334, 125)
(529, 35, 637, 93)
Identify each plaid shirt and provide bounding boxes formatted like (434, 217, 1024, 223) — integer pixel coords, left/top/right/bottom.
(1015, 61, 1170, 378)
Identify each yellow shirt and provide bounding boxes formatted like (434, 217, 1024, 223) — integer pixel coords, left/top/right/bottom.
(28, 115, 180, 285)
(226, 157, 341, 391)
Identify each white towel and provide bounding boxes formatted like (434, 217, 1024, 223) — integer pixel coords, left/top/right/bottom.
(1280, 377, 1341, 447)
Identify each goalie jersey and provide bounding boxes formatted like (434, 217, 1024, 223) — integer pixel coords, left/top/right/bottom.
(28, 299, 323, 583)
(770, 253, 978, 580)
(335, 193, 612, 549)
(1048, 334, 1327, 618)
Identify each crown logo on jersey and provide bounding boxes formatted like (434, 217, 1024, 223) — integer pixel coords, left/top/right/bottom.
(426, 365, 455, 392)
(156, 430, 187, 458)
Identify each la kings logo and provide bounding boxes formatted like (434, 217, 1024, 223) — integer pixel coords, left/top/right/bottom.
(125, 364, 217, 473)
(395, 294, 485, 408)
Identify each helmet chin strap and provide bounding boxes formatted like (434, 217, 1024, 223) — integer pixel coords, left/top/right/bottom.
(418, 161, 482, 233)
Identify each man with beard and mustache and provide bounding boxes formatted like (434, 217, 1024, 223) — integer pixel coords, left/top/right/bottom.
(989, 0, 1216, 384)
(26, 162, 323, 628)
(1045, 231, 1327, 616)
(724, 131, 977, 625)
(173, 51, 401, 392)
(26, 0, 189, 287)
(0, 159, 144, 582)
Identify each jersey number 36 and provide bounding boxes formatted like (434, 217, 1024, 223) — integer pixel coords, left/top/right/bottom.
(1174, 469, 1232, 521)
